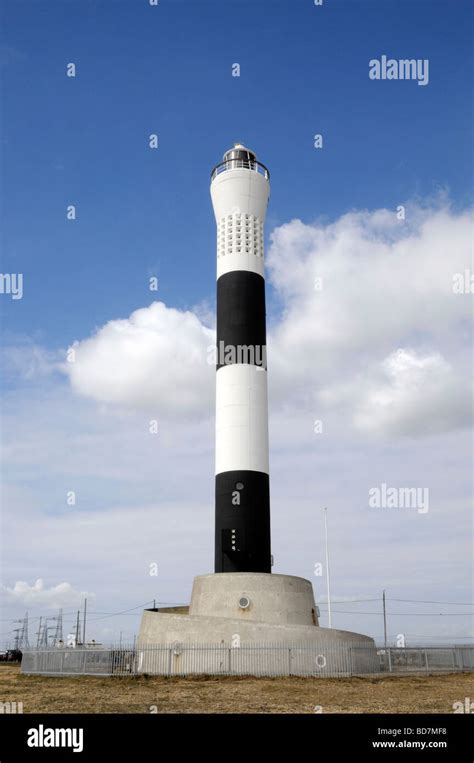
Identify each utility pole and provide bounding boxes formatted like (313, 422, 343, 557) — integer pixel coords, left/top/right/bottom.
(37, 617, 43, 648)
(383, 589, 388, 650)
(14, 613, 30, 649)
(52, 609, 63, 646)
(40, 619, 46, 647)
(75, 611, 81, 645)
(323, 507, 332, 628)
(82, 598, 87, 646)
(20, 612, 29, 648)
(40, 618, 49, 647)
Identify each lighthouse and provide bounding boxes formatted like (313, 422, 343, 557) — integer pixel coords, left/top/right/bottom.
(211, 144, 271, 574)
(137, 144, 376, 674)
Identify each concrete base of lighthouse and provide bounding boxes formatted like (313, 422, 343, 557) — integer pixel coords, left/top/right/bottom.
(137, 573, 377, 676)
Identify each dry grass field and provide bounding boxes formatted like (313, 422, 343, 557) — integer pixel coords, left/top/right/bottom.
(0, 664, 472, 713)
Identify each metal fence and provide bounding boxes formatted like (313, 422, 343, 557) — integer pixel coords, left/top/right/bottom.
(20, 643, 474, 678)
(379, 646, 473, 673)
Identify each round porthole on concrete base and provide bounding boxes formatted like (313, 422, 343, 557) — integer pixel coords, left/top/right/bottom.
(239, 596, 250, 609)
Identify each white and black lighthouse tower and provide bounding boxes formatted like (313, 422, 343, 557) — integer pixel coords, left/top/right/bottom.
(211, 144, 271, 574)
(138, 144, 376, 668)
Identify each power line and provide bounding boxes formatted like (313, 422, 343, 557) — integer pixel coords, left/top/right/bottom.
(319, 609, 473, 616)
(372, 635, 474, 640)
(83, 611, 146, 616)
(393, 600, 473, 607)
(87, 601, 155, 621)
(0, 601, 156, 625)
(0, 610, 78, 622)
(2, 598, 469, 630)
(320, 598, 380, 604)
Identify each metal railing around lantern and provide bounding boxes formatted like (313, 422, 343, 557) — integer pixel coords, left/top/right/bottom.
(211, 158, 270, 182)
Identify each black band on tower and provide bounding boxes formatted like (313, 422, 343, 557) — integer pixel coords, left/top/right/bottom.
(216, 271, 267, 370)
(215, 470, 271, 573)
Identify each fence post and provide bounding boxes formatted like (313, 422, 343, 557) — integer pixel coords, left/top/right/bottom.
(288, 648, 291, 676)
(424, 649, 429, 673)
(168, 647, 172, 676)
(387, 648, 392, 673)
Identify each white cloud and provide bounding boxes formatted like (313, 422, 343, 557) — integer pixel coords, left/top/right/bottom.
(54, 203, 472, 439)
(321, 348, 472, 437)
(65, 302, 215, 419)
(1, 371, 471, 643)
(1, 579, 93, 610)
(1, 342, 59, 381)
(1, 201, 472, 644)
(267, 205, 472, 404)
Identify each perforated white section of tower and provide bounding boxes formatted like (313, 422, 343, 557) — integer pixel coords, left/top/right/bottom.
(217, 213, 264, 259)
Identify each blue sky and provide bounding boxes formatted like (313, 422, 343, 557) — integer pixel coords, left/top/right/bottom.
(0, 0, 472, 648)
(2, 0, 472, 344)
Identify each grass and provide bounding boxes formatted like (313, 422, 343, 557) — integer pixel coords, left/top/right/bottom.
(0, 664, 472, 713)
